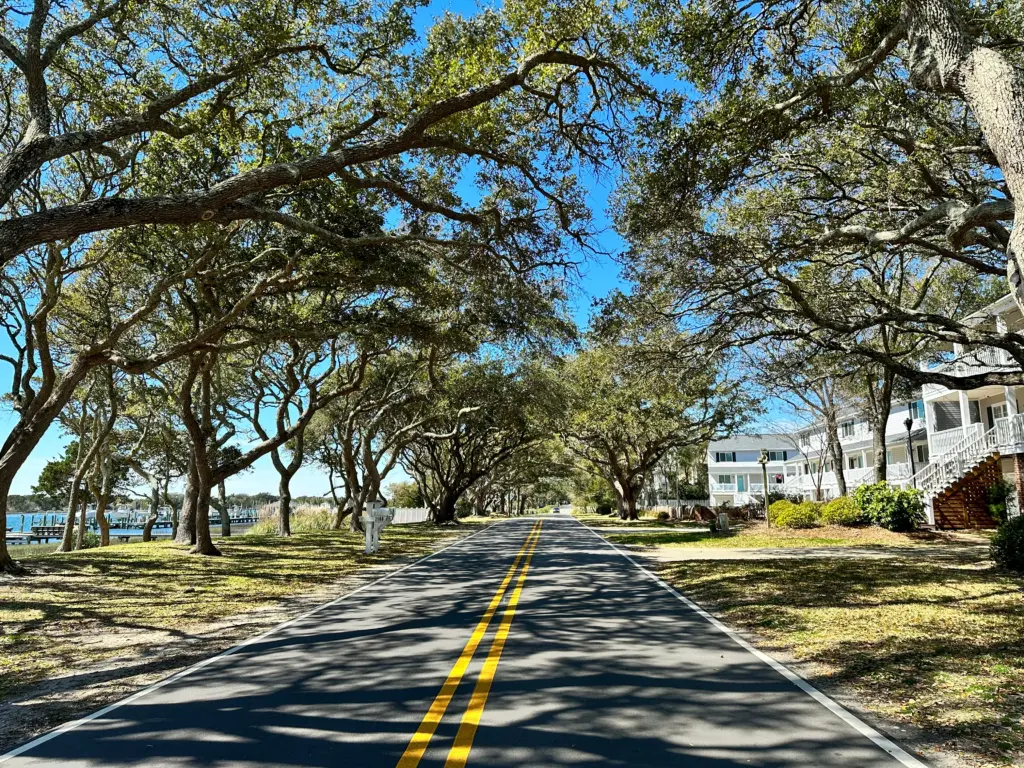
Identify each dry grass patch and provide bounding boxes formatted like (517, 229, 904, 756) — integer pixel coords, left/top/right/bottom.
(659, 557, 1024, 767)
(606, 522, 963, 549)
(0, 522, 481, 705)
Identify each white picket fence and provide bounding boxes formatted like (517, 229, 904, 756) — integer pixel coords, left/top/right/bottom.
(390, 507, 430, 524)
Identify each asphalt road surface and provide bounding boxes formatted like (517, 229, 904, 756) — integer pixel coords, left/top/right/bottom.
(2, 516, 927, 767)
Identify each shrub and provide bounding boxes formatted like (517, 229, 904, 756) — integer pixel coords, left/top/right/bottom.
(769, 499, 821, 528)
(852, 482, 923, 532)
(986, 478, 1016, 524)
(80, 530, 101, 549)
(991, 516, 1024, 572)
(820, 496, 868, 527)
(656, 510, 670, 521)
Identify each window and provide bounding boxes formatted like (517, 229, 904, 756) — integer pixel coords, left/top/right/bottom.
(916, 444, 930, 464)
(717, 475, 734, 486)
(841, 421, 855, 437)
(714, 451, 736, 463)
(848, 455, 864, 470)
(992, 403, 1009, 421)
(767, 450, 787, 461)
(910, 400, 925, 420)
(886, 450, 894, 465)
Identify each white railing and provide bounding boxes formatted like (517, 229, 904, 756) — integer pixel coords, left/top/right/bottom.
(931, 423, 983, 456)
(710, 482, 738, 493)
(909, 413, 1024, 499)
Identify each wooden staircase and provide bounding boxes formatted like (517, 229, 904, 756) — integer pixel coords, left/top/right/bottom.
(931, 453, 1001, 529)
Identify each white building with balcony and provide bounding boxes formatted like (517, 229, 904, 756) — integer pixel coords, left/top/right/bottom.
(707, 434, 792, 507)
(778, 401, 931, 501)
(914, 293, 1024, 526)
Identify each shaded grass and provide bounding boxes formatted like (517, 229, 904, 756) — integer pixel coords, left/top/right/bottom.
(571, 511, 703, 528)
(0, 522, 481, 704)
(659, 557, 1024, 767)
(606, 522, 956, 549)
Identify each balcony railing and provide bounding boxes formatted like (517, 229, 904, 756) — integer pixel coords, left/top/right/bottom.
(932, 423, 983, 456)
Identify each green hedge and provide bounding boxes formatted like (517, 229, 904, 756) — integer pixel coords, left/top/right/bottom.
(768, 500, 821, 528)
(991, 516, 1024, 572)
(852, 482, 923, 532)
(820, 496, 869, 526)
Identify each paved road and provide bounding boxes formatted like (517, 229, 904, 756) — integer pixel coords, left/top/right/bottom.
(2, 516, 926, 767)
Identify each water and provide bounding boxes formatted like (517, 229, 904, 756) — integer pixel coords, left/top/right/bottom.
(5, 509, 258, 544)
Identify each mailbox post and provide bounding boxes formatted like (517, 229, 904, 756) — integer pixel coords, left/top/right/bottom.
(361, 502, 395, 554)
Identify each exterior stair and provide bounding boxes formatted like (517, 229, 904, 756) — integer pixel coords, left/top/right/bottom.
(907, 413, 1024, 528)
(930, 454, 1001, 529)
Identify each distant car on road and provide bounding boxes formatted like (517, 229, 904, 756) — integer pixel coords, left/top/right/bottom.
(553, 506, 561, 514)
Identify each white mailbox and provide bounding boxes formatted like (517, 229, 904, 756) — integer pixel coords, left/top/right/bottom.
(361, 505, 395, 554)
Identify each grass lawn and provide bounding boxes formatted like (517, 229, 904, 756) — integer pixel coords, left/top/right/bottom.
(603, 522, 953, 549)
(658, 556, 1024, 767)
(571, 511, 702, 528)
(0, 521, 486, 707)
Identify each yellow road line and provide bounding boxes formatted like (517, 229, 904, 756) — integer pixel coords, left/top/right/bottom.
(443, 522, 542, 768)
(396, 521, 543, 768)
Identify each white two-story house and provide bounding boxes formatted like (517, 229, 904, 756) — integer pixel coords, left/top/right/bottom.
(779, 401, 931, 501)
(709, 293, 1024, 527)
(707, 434, 793, 507)
(914, 293, 1024, 525)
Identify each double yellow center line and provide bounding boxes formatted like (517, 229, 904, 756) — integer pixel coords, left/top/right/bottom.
(397, 521, 543, 768)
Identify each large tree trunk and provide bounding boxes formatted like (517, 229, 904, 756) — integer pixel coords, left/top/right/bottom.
(432, 492, 459, 525)
(142, 484, 160, 542)
(278, 473, 292, 537)
(0, 473, 25, 574)
(90, 475, 110, 547)
(175, 457, 198, 545)
(903, 0, 1024, 310)
(163, 479, 179, 540)
(333, 496, 351, 530)
(612, 477, 640, 520)
(824, 418, 847, 496)
(218, 481, 231, 538)
(0, 362, 92, 572)
(191, 467, 220, 556)
(76, 498, 87, 550)
(59, 477, 85, 552)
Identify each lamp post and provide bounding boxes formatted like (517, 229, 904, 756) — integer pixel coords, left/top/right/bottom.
(758, 449, 770, 526)
(905, 402, 917, 487)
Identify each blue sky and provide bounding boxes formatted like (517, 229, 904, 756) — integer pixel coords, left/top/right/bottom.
(0, 0, 629, 497)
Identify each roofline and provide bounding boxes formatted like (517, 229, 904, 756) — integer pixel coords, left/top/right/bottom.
(963, 292, 1015, 323)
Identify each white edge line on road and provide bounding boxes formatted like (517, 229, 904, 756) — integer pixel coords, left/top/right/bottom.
(0, 520, 516, 764)
(573, 517, 930, 768)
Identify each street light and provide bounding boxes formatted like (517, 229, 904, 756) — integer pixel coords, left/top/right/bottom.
(905, 402, 917, 486)
(758, 449, 770, 526)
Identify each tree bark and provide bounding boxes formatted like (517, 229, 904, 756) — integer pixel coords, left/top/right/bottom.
(59, 477, 84, 552)
(76, 498, 88, 550)
(432, 493, 460, 525)
(333, 495, 351, 530)
(142, 484, 160, 542)
(216, 481, 230, 537)
(90, 475, 110, 547)
(278, 473, 292, 537)
(0, 472, 26, 574)
(824, 417, 847, 496)
(175, 457, 198, 545)
(903, 0, 1024, 312)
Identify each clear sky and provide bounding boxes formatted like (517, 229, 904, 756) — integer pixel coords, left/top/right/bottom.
(0, 0, 629, 497)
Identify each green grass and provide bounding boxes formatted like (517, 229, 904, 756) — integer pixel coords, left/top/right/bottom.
(0, 522, 484, 705)
(604, 522, 952, 549)
(571, 511, 701, 528)
(658, 557, 1024, 767)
